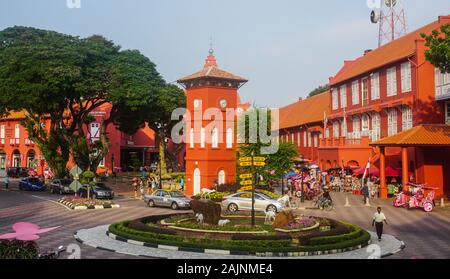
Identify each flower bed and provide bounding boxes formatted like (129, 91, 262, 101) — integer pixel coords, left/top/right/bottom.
(58, 196, 119, 210)
(275, 217, 319, 233)
(108, 214, 371, 255)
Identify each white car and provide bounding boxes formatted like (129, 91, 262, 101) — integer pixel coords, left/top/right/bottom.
(221, 192, 284, 213)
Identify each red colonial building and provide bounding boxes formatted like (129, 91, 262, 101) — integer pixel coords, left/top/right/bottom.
(278, 92, 330, 163)
(318, 15, 450, 198)
(177, 49, 249, 196)
(0, 104, 165, 176)
(277, 15, 450, 199)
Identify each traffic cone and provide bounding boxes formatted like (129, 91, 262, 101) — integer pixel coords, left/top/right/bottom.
(345, 196, 350, 207)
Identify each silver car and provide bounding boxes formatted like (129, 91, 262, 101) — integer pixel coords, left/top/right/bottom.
(222, 192, 284, 213)
(144, 190, 191, 210)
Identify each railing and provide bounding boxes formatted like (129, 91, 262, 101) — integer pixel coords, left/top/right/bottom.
(25, 139, 35, 146)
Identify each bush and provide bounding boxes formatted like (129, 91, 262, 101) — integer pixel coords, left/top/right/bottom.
(297, 220, 352, 245)
(217, 183, 240, 193)
(129, 220, 177, 235)
(231, 234, 292, 241)
(193, 192, 231, 202)
(0, 240, 39, 259)
(109, 218, 371, 254)
(169, 172, 186, 182)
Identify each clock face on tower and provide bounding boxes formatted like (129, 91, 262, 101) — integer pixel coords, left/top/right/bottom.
(219, 99, 227, 109)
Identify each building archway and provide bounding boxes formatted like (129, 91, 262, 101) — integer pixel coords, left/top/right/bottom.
(26, 150, 36, 168)
(218, 169, 226, 185)
(193, 168, 201, 195)
(12, 150, 21, 168)
(326, 160, 332, 169)
(333, 160, 338, 167)
(0, 150, 6, 170)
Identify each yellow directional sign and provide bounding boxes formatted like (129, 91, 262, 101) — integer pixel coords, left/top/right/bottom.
(239, 173, 253, 179)
(253, 162, 266, 167)
(240, 162, 252, 167)
(253, 157, 266, 162)
(239, 157, 252, 162)
(240, 180, 253, 186)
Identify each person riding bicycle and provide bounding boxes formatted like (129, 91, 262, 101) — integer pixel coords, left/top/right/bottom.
(322, 186, 333, 203)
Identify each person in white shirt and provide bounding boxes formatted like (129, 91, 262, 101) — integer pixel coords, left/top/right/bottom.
(372, 207, 388, 241)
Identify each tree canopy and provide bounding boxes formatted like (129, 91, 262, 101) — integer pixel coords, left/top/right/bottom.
(307, 84, 330, 98)
(0, 26, 175, 175)
(421, 24, 450, 73)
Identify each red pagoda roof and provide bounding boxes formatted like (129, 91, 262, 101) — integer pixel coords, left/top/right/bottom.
(177, 49, 248, 84)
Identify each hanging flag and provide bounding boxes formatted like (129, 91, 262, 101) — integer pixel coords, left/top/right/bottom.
(362, 158, 371, 181)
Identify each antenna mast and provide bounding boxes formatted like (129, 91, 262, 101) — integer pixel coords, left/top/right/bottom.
(370, 0, 407, 47)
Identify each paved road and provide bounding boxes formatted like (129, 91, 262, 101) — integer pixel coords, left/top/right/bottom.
(1, 180, 449, 259)
(0, 180, 189, 259)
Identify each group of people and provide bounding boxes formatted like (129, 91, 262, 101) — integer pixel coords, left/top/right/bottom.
(131, 168, 186, 199)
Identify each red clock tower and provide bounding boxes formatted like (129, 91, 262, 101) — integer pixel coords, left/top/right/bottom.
(178, 48, 248, 196)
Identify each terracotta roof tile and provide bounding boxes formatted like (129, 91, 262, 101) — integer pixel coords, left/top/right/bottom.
(178, 66, 248, 83)
(278, 92, 331, 130)
(371, 125, 450, 147)
(330, 15, 450, 86)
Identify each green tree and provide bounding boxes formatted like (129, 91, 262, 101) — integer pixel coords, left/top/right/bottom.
(421, 24, 450, 73)
(146, 84, 186, 175)
(308, 84, 330, 98)
(237, 108, 298, 184)
(0, 26, 167, 175)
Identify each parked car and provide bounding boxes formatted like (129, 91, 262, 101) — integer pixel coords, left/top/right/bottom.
(77, 183, 114, 200)
(50, 179, 74, 195)
(19, 177, 46, 191)
(222, 192, 284, 213)
(144, 190, 191, 210)
(7, 167, 29, 178)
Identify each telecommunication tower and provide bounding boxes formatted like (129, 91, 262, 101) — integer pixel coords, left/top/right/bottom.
(370, 0, 407, 47)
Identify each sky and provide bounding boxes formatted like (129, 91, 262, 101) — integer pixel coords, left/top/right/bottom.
(0, 0, 448, 108)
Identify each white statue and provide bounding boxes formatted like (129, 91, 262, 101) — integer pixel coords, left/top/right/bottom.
(218, 219, 231, 227)
(265, 211, 276, 224)
(195, 213, 204, 225)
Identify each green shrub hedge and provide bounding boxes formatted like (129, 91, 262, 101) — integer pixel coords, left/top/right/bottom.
(109, 220, 371, 254)
(0, 240, 39, 259)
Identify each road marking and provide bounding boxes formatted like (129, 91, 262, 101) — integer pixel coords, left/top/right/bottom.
(31, 195, 73, 211)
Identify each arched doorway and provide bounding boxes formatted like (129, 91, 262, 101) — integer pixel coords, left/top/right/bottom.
(12, 150, 21, 168)
(326, 160, 332, 170)
(193, 168, 201, 195)
(347, 160, 359, 168)
(27, 150, 36, 168)
(218, 169, 226, 185)
(0, 150, 6, 170)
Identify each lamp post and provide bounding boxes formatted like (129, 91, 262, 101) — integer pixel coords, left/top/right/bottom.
(300, 155, 306, 203)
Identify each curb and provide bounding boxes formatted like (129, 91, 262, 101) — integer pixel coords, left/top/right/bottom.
(73, 232, 165, 259)
(381, 236, 406, 258)
(58, 199, 120, 210)
(105, 230, 370, 258)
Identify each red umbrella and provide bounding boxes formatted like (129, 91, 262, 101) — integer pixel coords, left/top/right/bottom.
(354, 166, 380, 176)
(385, 166, 401, 177)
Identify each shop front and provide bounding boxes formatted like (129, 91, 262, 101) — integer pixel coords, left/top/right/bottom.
(371, 125, 450, 199)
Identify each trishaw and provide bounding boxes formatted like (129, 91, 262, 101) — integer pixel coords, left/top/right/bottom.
(393, 183, 437, 212)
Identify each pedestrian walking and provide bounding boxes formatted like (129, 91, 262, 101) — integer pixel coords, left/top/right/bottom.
(362, 183, 370, 205)
(179, 177, 185, 191)
(372, 207, 388, 241)
(132, 177, 139, 199)
(4, 175, 9, 189)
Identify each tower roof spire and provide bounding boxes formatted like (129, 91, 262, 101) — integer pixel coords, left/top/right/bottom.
(204, 38, 218, 68)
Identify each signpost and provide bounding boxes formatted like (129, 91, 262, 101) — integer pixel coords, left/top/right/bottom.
(238, 155, 267, 227)
(69, 165, 83, 194)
